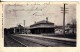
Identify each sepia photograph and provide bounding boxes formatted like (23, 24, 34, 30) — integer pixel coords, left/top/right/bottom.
(4, 3, 76, 47)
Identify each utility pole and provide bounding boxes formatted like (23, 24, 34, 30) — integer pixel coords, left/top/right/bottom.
(24, 20, 25, 34)
(61, 4, 68, 36)
(19, 24, 20, 33)
(63, 4, 65, 36)
(14, 27, 15, 34)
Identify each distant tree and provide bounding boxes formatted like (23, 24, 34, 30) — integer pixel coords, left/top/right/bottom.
(71, 19, 76, 34)
(66, 18, 76, 34)
(67, 19, 76, 34)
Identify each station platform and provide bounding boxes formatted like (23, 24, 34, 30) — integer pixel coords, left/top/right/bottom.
(14, 34, 76, 42)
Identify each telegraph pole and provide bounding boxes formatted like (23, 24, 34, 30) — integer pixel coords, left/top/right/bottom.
(19, 24, 20, 33)
(24, 20, 25, 34)
(14, 27, 15, 34)
(61, 4, 68, 36)
(63, 4, 65, 36)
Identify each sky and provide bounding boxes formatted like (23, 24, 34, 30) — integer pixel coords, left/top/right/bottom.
(4, 4, 76, 28)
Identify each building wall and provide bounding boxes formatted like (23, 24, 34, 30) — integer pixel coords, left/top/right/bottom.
(30, 28, 54, 34)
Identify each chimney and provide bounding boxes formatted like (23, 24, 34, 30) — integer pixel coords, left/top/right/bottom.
(35, 21, 36, 24)
(46, 17, 48, 23)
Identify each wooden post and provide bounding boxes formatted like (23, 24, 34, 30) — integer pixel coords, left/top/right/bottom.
(24, 20, 25, 34)
(63, 4, 65, 36)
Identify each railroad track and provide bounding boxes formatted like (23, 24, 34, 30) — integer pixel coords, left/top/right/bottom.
(11, 35, 76, 47)
(18, 34, 76, 46)
(10, 36, 48, 47)
(4, 35, 27, 47)
(10, 36, 28, 47)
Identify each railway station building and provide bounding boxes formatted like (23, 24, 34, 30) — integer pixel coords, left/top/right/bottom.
(30, 18, 55, 34)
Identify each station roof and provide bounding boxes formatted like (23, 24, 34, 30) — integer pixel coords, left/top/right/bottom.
(30, 20, 54, 29)
(30, 20, 54, 26)
(36, 20, 53, 24)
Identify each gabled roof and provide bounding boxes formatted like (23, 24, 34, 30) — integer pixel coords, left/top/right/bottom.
(36, 20, 53, 24)
(30, 20, 54, 27)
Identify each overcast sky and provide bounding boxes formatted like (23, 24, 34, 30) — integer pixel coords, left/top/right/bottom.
(4, 4, 76, 28)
